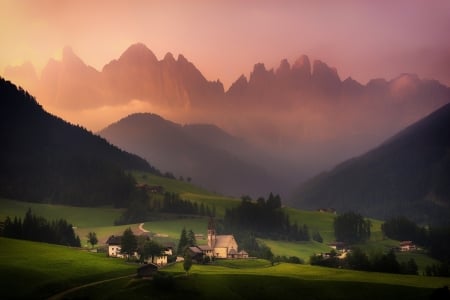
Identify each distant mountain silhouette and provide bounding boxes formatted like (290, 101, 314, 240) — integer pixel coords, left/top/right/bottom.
(0, 77, 159, 207)
(4, 43, 450, 196)
(99, 113, 279, 196)
(292, 103, 450, 225)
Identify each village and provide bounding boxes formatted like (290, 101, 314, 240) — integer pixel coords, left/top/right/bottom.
(105, 218, 249, 275)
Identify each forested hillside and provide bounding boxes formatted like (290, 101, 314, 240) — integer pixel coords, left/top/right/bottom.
(0, 77, 159, 207)
(293, 104, 450, 225)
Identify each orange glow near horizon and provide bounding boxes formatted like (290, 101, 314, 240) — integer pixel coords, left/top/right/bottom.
(1, 0, 449, 90)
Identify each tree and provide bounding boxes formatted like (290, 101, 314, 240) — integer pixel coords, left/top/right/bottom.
(312, 231, 323, 243)
(142, 240, 162, 263)
(87, 232, 98, 249)
(333, 211, 371, 244)
(187, 229, 196, 246)
(371, 250, 400, 273)
(381, 217, 427, 244)
(400, 258, 418, 275)
(183, 253, 193, 275)
(177, 227, 188, 255)
(121, 227, 137, 260)
(345, 247, 370, 271)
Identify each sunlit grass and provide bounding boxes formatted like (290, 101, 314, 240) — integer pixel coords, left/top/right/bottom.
(261, 239, 331, 262)
(0, 237, 136, 299)
(0, 198, 122, 228)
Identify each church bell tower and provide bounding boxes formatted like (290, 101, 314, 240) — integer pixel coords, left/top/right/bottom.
(207, 217, 216, 248)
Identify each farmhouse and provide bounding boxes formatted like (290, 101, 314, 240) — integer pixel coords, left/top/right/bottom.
(106, 235, 123, 258)
(149, 245, 173, 266)
(328, 242, 346, 251)
(399, 241, 416, 252)
(106, 235, 170, 265)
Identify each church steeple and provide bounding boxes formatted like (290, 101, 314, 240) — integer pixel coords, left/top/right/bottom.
(207, 217, 216, 248)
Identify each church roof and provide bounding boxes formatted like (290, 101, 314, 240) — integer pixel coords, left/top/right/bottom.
(198, 245, 213, 251)
(214, 235, 237, 248)
(188, 246, 202, 254)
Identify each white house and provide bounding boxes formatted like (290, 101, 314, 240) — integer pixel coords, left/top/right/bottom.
(400, 241, 416, 252)
(148, 246, 173, 266)
(106, 235, 124, 258)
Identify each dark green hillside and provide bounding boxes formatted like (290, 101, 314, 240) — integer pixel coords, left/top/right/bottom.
(293, 103, 450, 224)
(0, 77, 159, 207)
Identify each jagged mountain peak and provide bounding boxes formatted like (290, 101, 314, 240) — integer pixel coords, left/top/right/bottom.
(61, 46, 87, 67)
(292, 55, 311, 70)
(163, 52, 176, 63)
(312, 60, 339, 78)
(117, 43, 158, 64)
(276, 59, 291, 76)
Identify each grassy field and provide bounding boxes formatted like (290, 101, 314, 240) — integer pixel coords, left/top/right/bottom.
(133, 171, 240, 217)
(0, 172, 439, 272)
(0, 237, 136, 299)
(0, 198, 121, 228)
(0, 196, 437, 268)
(62, 259, 450, 300)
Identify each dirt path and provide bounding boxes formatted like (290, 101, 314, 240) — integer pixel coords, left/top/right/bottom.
(47, 274, 135, 300)
(139, 222, 149, 233)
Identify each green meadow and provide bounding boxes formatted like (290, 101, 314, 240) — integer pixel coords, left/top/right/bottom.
(133, 171, 240, 217)
(62, 259, 450, 300)
(1, 235, 446, 300)
(0, 198, 122, 228)
(0, 171, 442, 278)
(0, 237, 136, 299)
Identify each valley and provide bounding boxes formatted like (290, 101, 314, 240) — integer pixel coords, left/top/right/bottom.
(1, 170, 446, 299)
(1, 3, 450, 298)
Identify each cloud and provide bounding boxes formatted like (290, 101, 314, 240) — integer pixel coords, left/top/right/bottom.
(43, 99, 172, 132)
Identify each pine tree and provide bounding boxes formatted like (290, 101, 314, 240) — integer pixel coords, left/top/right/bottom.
(177, 227, 188, 255)
(187, 229, 196, 246)
(121, 227, 137, 260)
(87, 232, 98, 248)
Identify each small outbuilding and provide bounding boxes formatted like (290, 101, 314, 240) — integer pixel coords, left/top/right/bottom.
(137, 263, 158, 278)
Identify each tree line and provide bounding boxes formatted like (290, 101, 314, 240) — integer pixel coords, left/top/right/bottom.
(381, 216, 450, 276)
(0, 209, 80, 247)
(328, 213, 450, 277)
(333, 211, 371, 244)
(115, 192, 216, 225)
(310, 248, 418, 275)
(223, 194, 310, 241)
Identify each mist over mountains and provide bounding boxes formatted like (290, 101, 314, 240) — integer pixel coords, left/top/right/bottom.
(293, 104, 450, 224)
(4, 42, 450, 199)
(99, 113, 279, 196)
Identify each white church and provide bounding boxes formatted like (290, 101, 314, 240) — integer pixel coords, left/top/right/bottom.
(194, 218, 248, 259)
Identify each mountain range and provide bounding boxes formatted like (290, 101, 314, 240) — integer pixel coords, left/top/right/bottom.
(3, 42, 450, 209)
(292, 103, 450, 225)
(5, 43, 449, 171)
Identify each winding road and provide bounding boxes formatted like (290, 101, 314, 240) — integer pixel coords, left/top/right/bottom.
(138, 222, 149, 233)
(47, 274, 135, 300)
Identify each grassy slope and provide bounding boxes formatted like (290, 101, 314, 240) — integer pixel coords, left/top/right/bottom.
(0, 171, 438, 265)
(1, 170, 448, 299)
(64, 260, 450, 300)
(133, 171, 239, 217)
(0, 237, 136, 299)
(0, 198, 122, 228)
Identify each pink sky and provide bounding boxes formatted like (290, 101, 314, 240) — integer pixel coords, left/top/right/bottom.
(1, 0, 450, 89)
